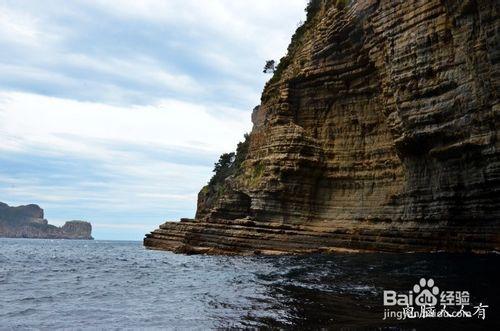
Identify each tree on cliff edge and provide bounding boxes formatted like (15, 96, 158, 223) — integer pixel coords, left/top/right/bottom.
(263, 60, 276, 73)
(208, 134, 250, 187)
(209, 152, 235, 186)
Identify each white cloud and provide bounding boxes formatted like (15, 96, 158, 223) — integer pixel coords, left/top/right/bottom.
(0, 3, 66, 49)
(62, 54, 204, 95)
(88, 0, 307, 58)
(0, 0, 308, 107)
(0, 91, 250, 155)
(0, 5, 44, 45)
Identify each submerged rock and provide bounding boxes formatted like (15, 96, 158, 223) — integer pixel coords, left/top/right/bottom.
(0, 202, 93, 240)
(145, 0, 500, 254)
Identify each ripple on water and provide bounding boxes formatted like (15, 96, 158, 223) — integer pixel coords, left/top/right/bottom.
(0, 239, 499, 329)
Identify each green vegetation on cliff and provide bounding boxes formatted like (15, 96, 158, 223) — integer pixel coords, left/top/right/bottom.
(208, 133, 250, 187)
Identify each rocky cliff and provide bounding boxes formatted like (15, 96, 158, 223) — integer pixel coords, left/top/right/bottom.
(0, 202, 93, 239)
(144, 0, 500, 254)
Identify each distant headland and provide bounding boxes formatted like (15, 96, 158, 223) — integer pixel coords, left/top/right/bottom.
(0, 202, 93, 240)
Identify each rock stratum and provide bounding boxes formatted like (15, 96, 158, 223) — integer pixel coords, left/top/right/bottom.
(0, 202, 93, 239)
(144, 0, 500, 254)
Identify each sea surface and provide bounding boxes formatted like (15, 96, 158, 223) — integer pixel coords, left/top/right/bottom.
(0, 239, 499, 330)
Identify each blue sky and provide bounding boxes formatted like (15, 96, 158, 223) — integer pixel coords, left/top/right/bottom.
(0, 0, 307, 240)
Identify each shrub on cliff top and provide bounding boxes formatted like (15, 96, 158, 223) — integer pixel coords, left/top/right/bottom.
(209, 152, 235, 186)
(208, 133, 250, 187)
(305, 0, 322, 21)
(263, 60, 276, 73)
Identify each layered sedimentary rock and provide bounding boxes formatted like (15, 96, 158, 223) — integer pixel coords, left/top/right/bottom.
(0, 202, 93, 239)
(145, 0, 500, 254)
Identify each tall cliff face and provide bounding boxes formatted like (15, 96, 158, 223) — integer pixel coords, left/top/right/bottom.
(145, 0, 500, 254)
(0, 202, 93, 240)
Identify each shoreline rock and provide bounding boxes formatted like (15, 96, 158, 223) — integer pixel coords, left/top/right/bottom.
(145, 0, 500, 254)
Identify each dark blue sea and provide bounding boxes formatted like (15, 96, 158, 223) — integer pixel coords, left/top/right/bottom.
(0, 239, 498, 330)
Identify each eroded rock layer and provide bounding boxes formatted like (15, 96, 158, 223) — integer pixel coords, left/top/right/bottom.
(145, 0, 500, 254)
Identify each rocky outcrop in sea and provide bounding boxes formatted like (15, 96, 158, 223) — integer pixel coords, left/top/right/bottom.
(0, 202, 93, 239)
(145, 0, 499, 254)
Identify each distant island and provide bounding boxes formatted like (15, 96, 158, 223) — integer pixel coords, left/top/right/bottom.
(0, 202, 93, 239)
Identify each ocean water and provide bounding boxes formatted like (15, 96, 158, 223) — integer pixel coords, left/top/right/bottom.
(0, 239, 498, 330)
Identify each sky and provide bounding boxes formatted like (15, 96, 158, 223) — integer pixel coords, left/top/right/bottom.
(0, 0, 308, 240)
